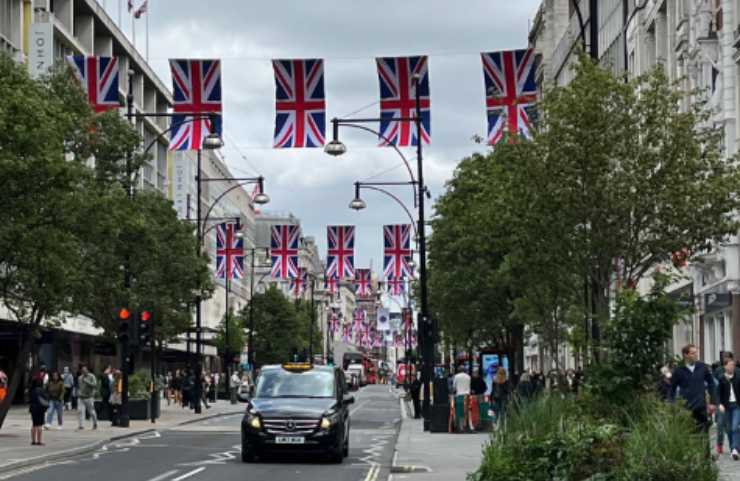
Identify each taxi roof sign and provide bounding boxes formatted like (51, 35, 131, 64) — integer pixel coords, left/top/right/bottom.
(281, 362, 313, 372)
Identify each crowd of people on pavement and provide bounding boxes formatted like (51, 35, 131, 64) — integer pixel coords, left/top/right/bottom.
(14, 363, 258, 447)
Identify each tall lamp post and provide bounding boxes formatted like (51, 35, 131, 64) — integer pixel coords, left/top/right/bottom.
(327, 86, 434, 429)
(245, 248, 271, 370)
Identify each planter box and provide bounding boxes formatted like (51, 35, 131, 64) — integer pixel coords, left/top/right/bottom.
(128, 398, 151, 420)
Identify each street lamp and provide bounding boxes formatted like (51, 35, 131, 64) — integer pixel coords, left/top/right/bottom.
(328, 75, 434, 429)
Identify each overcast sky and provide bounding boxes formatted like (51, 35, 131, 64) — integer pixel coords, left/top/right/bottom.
(106, 0, 540, 278)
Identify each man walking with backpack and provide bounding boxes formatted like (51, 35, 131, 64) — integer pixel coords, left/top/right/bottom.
(77, 365, 98, 430)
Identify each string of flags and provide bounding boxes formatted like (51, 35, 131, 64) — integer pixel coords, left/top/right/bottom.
(64, 48, 538, 149)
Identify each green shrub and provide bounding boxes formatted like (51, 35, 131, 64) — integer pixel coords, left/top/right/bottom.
(127, 371, 151, 400)
(618, 402, 717, 481)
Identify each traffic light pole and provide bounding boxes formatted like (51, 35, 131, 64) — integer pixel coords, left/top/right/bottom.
(150, 314, 157, 424)
(194, 149, 203, 414)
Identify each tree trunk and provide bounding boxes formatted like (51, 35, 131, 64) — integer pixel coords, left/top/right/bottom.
(0, 328, 33, 430)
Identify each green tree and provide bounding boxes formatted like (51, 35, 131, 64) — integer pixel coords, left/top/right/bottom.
(241, 286, 317, 366)
(0, 54, 98, 427)
(215, 308, 245, 361)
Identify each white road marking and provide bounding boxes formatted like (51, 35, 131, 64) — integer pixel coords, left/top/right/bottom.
(171, 467, 205, 481)
(143, 469, 179, 481)
(350, 399, 371, 416)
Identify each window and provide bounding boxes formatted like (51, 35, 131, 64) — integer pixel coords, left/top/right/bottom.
(0, 0, 12, 44)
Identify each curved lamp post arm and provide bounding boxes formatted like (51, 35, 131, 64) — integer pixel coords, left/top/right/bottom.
(358, 184, 418, 237)
(337, 122, 418, 206)
(141, 114, 219, 155)
(199, 177, 264, 244)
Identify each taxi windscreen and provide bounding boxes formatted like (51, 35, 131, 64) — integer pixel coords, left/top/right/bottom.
(255, 369, 335, 398)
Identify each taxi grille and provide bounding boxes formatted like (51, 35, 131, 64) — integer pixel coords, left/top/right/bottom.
(262, 418, 319, 435)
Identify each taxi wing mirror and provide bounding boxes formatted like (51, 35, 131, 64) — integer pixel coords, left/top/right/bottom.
(344, 395, 355, 405)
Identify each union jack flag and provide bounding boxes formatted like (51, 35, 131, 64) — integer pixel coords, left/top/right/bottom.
(326, 226, 355, 280)
(290, 267, 308, 298)
(273, 59, 326, 148)
(169, 59, 222, 151)
(376, 56, 430, 147)
(65, 56, 119, 113)
(387, 277, 405, 296)
(324, 275, 339, 297)
(354, 269, 372, 297)
(270, 225, 300, 279)
(384, 225, 413, 280)
(481, 49, 538, 145)
(216, 222, 244, 280)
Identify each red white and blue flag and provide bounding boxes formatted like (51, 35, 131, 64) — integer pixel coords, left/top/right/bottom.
(327, 226, 355, 280)
(66, 56, 119, 113)
(384, 224, 413, 280)
(387, 277, 405, 296)
(376, 56, 430, 147)
(216, 222, 244, 280)
(270, 225, 300, 279)
(354, 269, 372, 297)
(290, 267, 308, 298)
(481, 49, 537, 145)
(272, 59, 326, 148)
(324, 276, 339, 297)
(169, 59, 222, 151)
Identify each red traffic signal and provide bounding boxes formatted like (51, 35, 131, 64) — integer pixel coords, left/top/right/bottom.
(118, 308, 131, 321)
(141, 311, 151, 322)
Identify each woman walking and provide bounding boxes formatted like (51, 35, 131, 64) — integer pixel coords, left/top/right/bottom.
(492, 367, 511, 427)
(45, 370, 65, 429)
(719, 357, 740, 460)
(29, 377, 47, 445)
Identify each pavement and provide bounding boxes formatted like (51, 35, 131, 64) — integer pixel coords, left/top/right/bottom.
(0, 398, 245, 473)
(389, 395, 490, 481)
(0, 385, 401, 481)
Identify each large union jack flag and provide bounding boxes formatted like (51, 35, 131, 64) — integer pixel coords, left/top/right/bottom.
(387, 277, 406, 296)
(290, 267, 308, 298)
(481, 49, 538, 145)
(327, 226, 355, 280)
(169, 59, 222, 151)
(376, 56, 430, 147)
(216, 222, 244, 280)
(273, 59, 326, 148)
(270, 225, 300, 279)
(384, 225, 413, 280)
(66, 56, 119, 113)
(354, 269, 372, 297)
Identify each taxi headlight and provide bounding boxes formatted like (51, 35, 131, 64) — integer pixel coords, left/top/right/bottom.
(249, 415, 261, 429)
(320, 417, 332, 429)
(320, 412, 340, 430)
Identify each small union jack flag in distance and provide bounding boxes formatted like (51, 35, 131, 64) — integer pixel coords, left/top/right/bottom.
(270, 225, 300, 279)
(169, 59, 222, 151)
(324, 275, 339, 297)
(290, 267, 308, 298)
(481, 49, 537, 145)
(216, 222, 244, 280)
(326, 226, 355, 280)
(387, 277, 405, 296)
(376, 56, 430, 147)
(66, 56, 120, 113)
(354, 269, 372, 297)
(384, 225, 413, 280)
(273, 59, 326, 148)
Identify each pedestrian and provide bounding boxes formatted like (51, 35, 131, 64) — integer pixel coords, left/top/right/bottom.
(72, 366, 81, 410)
(0, 367, 7, 403)
(657, 366, 672, 401)
(670, 344, 717, 455)
(207, 372, 217, 404)
(410, 371, 422, 419)
(212, 372, 220, 403)
(182, 370, 193, 409)
(453, 365, 472, 432)
(44, 370, 64, 430)
(492, 367, 511, 426)
(62, 366, 74, 410)
(173, 370, 183, 406)
(109, 370, 122, 426)
(201, 372, 211, 409)
(29, 376, 47, 446)
(76, 364, 98, 430)
(100, 365, 112, 422)
(517, 371, 534, 400)
(719, 357, 740, 460)
(470, 368, 487, 430)
(230, 370, 240, 404)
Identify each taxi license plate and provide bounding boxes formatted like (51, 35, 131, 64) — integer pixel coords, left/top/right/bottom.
(275, 436, 305, 444)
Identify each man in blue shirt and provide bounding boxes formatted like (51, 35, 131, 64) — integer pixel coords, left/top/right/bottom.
(671, 344, 718, 435)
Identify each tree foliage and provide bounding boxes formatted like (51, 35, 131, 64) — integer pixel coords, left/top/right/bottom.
(428, 56, 740, 367)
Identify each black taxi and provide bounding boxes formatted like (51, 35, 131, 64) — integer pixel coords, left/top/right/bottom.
(241, 362, 354, 463)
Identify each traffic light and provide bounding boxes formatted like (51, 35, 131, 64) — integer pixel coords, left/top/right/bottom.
(117, 308, 131, 340)
(138, 310, 152, 347)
